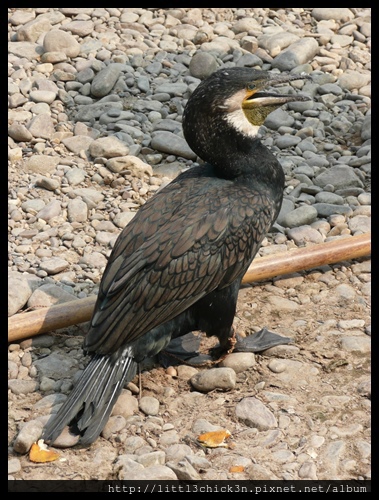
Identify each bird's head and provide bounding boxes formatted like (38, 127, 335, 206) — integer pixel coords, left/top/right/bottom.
(183, 67, 312, 165)
(239, 70, 311, 126)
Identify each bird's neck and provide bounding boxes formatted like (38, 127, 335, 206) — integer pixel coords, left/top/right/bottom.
(190, 121, 284, 192)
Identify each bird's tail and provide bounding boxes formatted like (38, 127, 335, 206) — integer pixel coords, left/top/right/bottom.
(42, 348, 137, 446)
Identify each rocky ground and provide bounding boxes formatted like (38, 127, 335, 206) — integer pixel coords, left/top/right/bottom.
(8, 8, 371, 483)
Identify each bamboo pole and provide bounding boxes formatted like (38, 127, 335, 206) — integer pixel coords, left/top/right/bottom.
(8, 232, 370, 343)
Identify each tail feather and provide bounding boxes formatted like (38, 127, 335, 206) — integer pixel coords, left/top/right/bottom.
(42, 348, 137, 446)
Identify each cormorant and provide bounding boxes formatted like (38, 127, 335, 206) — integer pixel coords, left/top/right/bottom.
(42, 67, 311, 446)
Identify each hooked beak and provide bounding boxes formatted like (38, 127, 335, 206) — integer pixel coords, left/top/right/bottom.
(246, 73, 312, 106)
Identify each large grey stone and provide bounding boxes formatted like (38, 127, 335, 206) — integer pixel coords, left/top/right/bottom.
(91, 64, 123, 98)
(312, 8, 354, 22)
(281, 205, 318, 228)
(23, 155, 60, 174)
(236, 397, 278, 431)
(190, 367, 236, 392)
(150, 131, 197, 160)
(8, 272, 34, 316)
(189, 52, 218, 80)
(34, 352, 78, 380)
(43, 29, 80, 57)
(17, 17, 52, 42)
(272, 38, 319, 71)
(314, 165, 364, 189)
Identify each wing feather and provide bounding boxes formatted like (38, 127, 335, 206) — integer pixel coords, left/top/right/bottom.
(84, 170, 277, 354)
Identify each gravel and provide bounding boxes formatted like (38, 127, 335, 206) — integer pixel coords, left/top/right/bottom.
(8, 8, 370, 485)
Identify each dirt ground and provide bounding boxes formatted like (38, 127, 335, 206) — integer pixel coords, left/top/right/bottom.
(8, 258, 371, 482)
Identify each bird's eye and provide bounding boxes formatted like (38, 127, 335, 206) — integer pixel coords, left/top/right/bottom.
(247, 83, 256, 91)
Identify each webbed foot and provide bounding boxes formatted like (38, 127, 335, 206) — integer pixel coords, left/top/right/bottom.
(158, 327, 292, 368)
(234, 327, 292, 353)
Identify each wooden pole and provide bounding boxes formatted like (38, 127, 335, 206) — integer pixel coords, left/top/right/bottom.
(8, 232, 370, 343)
(8, 295, 96, 343)
(242, 231, 370, 284)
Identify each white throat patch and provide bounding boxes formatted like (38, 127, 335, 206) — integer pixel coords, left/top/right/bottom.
(222, 89, 260, 138)
(225, 109, 261, 138)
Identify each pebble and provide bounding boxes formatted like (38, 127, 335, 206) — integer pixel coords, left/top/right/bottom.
(91, 64, 123, 98)
(340, 336, 371, 353)
(267, 296, 299, 311)
(338, 319, 365, 330)
(275, 135, 302, 149)
(267, 359, 319, 388)
(89, 136, 130, 158)
(38, 257, 70, 275)
(136, 450, 166, 467)
(189, 52, 218, 79)
(272, 38, 319, 71)
(356, 440, 371, 459)
(165, 443, 193, 462)
(190, 367, 236, 392)
(281, 205, 318, 228)
(268, 359, 287, 373)
(67, 198, 88, 223)
(27, 283, 75, 308)
(166, 460, 201, 480)
(314, 165, 364, 190)
(111, 391, 139, 419)
(313, 203, 353, 218)
(192, 418, 224, 435)
(7, 7, 371, 483)
(43, 29, 80, 57)
(298, 461, 318, 480)
(8, 123, 33, 142)
(330, 423, 363, 437)
(348, 215, 371, 234)
(139, 396, 160, 416)
(159, 429, 180, 447)
(102, 415, 127, 440)
(334, 284, 357, 301)
(150, 131, 197, 159)
(286, 226, 324, 245)
(176, 364, 198, 379)
(65, 168, 86, 185)
(235, 397, 278, 431)
(12, 419, 44, 454)
(186, 454, 212, 471)
(324, 440, 346, 473)
(8, 272, 34, 316)
(120, 465, 178, 481)
(248, 463, 279, 481)
(51, 427, 80, 448)
(35, 177, 60, 191)
(8, 458, 21, 475)
(265, 108, 295, 130)
(33, 352, 78, 380)
(219, 352, 255, 373)
(8, 379, 38, 395)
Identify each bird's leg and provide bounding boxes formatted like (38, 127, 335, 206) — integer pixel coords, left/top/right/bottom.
(138, 363, 142, 400)
(158, 327, 293, 368)
(159, 328, 237, 368)
(208, 326, 237, 363)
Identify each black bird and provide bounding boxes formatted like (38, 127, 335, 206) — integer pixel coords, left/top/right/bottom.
(42, 67, 311, 446)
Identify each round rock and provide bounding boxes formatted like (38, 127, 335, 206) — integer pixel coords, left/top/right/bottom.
(190, 367, 236, 392)
(139, 396, 160, 416)
(43, 29, 80, 57)
(189, 52, 218, 80)
(219, 352, 255, 373)
(235, 397, 278, 431)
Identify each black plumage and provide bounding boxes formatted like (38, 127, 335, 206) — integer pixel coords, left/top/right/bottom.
(42, 67, 311, 446)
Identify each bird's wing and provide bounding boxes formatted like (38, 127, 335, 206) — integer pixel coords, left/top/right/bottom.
(84, 172, 275, 354)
